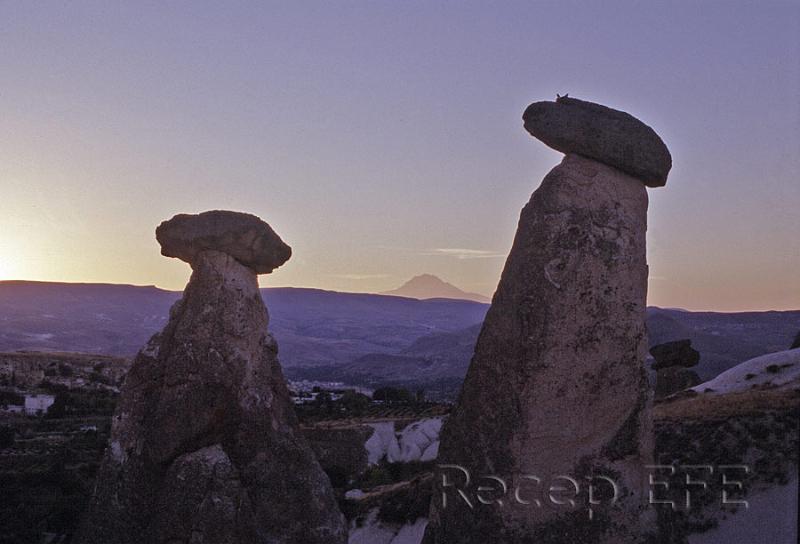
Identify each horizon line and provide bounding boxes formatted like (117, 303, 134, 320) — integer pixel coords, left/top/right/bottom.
(0, 278, 797, 315)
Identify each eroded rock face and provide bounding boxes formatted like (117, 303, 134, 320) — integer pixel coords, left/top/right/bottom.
(76, 216, 346, 543)
(650, 339, 701, 370)
(424, 154, 654, 543)
(156, 210, 292, 274)
(523, 96, 672, 187)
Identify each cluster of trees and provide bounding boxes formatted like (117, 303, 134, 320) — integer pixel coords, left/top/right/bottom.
(0, 389, 25, 407)
(43, 387, 118, 419)
(309, 390, 371, 416)
(43, 363, 74, 378)
(296, 385, 427, 420)
(372, 387, 425, 404)
(0, 425, 14, 449)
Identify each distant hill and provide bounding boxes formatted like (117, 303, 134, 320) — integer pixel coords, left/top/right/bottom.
(381, 274, 490, 303)
(0, 281, 488, 367)
(1, 280, 798, 398)
(646, 307, 800, 380)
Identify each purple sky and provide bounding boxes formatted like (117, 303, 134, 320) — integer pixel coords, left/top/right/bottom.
(1, 1, 798, 311)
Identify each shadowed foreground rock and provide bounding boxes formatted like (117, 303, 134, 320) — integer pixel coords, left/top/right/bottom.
(75, 212, 346, 544)
(425, 98, 667, 543)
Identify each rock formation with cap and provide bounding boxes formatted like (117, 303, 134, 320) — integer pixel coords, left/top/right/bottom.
(156, 210, 292, 274)
(424, 97, 668, 543)
(76, 210, 347, 544)
(650, 339, 702, 397)
(523, 95, 672, 187)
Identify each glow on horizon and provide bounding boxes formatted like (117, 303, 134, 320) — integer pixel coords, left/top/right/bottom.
(0, 2, 798, 312)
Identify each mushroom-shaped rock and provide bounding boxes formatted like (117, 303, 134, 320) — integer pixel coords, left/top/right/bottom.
(156, 210, 291, 274)
(523, 96, 672, 187)
(76, 213, 346, 543)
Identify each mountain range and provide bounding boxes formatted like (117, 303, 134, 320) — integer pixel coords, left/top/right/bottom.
(1, 280, 798, 398)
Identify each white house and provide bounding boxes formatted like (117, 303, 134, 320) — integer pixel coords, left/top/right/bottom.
(24, 394, 55, 415)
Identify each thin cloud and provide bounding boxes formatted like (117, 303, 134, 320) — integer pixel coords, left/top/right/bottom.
(423, 248, 507, 260)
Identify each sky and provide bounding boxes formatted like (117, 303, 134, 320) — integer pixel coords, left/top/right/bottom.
(0, 1, 798, 312)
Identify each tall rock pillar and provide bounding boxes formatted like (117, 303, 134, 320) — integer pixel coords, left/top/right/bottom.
(76, 210, 347, 544)
(424, 97, 671, 543)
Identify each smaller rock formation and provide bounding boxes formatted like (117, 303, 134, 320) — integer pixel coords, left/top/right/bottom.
(650, 339, 701, 370)
(76, 210, 346, 544)
(650, 339, 701, 398)
(523, 95, 672, 187)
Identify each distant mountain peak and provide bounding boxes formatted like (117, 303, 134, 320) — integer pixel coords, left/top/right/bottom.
(381, 274, 490, 303)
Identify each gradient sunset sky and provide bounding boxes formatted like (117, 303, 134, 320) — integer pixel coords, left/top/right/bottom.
(1, 2, 798, 311)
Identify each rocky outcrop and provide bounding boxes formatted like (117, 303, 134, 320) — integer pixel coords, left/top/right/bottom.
(76, 211, 346, 544)
(0, 351, 129, 390)
(650, 339, 700, 370)
(425, 99, 666, 543)
(651, 340, 701, 398)
(790, 330, 800, 350)
(523, 96, 672, 187)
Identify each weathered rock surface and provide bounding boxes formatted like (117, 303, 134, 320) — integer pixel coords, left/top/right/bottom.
(424, 154, 654, 543)
(650, 339, 701, 370)
(523, 96, 672, 187)
(76, 214, 346, 543)
(790, 330, 800, 350)
(156, 210, 292, 273)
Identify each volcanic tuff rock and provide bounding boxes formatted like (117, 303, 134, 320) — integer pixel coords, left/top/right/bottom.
(425, 98, 670, 542)
(650, 339, 701, 370)
(424, 153, 655, 543)
(156, 210, 292, 273)
(76, 212, 346, 544)
(523, 96, 672, 187)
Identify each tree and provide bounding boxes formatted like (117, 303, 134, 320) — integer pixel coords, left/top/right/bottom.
(314, 391, 334, 414)
(372, 387, 413, 404)
(340, 390, 371, 414)
(0, 425, 14, 449)
(45, 392, 69, 419)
